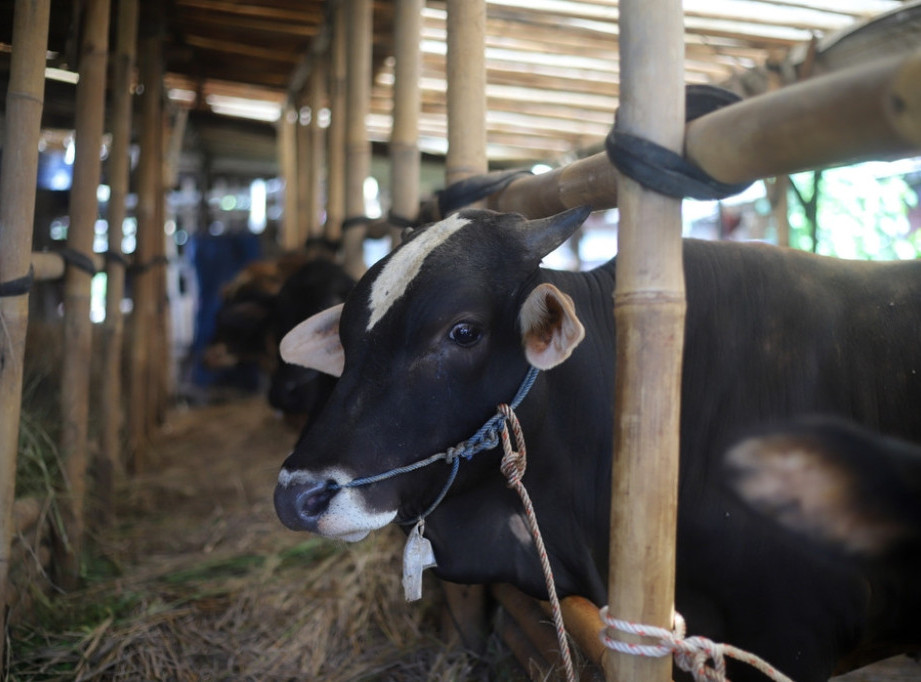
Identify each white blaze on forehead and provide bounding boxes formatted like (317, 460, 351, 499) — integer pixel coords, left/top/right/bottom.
(367, 213, 472, 330)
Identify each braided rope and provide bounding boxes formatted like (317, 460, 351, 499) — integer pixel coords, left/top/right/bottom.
(498, 404, 576, 682)
(599, 607, 794, 682)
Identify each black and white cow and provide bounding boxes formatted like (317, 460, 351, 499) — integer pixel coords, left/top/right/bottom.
(273, 207, 921, 681)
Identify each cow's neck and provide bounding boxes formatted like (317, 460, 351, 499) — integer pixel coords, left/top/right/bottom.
(422, 262, 619, 602)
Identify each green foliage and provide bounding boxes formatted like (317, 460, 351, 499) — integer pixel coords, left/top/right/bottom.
(788, 163, 920, 259)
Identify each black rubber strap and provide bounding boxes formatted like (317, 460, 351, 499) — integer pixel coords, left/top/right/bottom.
(0, 265, 34, 297)
(436, 168, 533, 217)
(342, 215, 372, 230)
(387, 212, 417, 229)
(57, 248, 98, 275)
(104, 250, 129, 267)
(606, 84, 753, 201)
(129, 255, 169, 274)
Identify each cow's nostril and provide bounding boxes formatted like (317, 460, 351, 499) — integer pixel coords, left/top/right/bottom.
(274, 477, 339, 531)
(295, 479, 338, 518)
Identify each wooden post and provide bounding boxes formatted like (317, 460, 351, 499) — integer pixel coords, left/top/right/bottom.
(129, 7, 163, 473)
(441, 0, 490, 652)
(278, 103, 300, 250)
(342, 0, 372, 278)
(605, 0, 685, 680)
(307, 59, 326, 242)
(389, 0, 422, 246)
(296, 97, 311, 247)
(0, 0, 51, 659)
(446, 0, 487, 189)
(56, 0, 112, 590)
(99, 0, 138, 524)
(324, 0, 347, 250)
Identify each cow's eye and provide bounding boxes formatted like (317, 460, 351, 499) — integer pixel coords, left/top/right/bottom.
(449, 322, 482, 347)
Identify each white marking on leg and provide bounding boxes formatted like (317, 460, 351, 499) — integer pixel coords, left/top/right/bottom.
(367, 214, 472, 330)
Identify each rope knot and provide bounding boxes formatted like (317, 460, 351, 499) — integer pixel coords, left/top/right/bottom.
(599, 607, 793, 682)
(498, 404, 526, 485)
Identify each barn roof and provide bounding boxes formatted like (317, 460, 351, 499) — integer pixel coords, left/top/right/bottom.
(1, 0, 920, 168)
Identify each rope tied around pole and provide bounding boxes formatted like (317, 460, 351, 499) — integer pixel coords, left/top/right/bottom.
(599, 607, 794, 682)
(498, 403, 576, 682)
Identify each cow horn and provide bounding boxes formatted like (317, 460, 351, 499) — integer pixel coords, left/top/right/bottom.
(520, 205, 592, 261)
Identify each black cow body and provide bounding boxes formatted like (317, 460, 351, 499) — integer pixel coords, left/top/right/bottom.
(268, 260, 355, 425)
(274, 208, 921, 681)
(206, 255, 353, 426)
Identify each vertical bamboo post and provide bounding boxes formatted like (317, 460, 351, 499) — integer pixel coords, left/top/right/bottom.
(152, 107, 176, 429)
(389, 0, 422, 245)
(445, 0, 487, 189)
(442, 0, 489, 651)
(325, 1, 347, 250)
(129, 8, 163, 473)
(307, 60, 326, 241)
(278, 103, 300, 250)
(99, 0, 138, 524)
(605, 0, 685, 680)
(0, 0, 51, 658)
(296, 97, 311, 247)
(56, 0, 111, 590)
(342, 0, 372, 278)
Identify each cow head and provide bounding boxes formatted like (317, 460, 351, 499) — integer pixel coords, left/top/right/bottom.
(273, 207, 590, 542)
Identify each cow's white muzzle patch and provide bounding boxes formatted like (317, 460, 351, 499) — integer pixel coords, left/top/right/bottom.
(277, 466, 397, 541)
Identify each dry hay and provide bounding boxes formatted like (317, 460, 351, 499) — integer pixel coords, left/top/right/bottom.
(6, 398, 519, 681)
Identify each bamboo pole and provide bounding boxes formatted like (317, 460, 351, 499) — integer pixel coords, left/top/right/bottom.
(56, 0, 112, 590)
(31, 252, 107, 281)
(389, 0, 422, 246)
(0, 0, 51, 658)
(441, 0, 491, 652)
(605, 0, 685, 680)
(129, 9, 163, 473)
(489, 49, 921, 218)
(307, 59, 326, 242)
(324, 0, 347, 250)
(446, 0, 487, 189)
(99, 0, 138, 525)
(278, 103, 300, 250)
(152, 107, 173, 430)
(296, 99, 311, 247)
(342, 0, 372, 278)
(685, 50, 921, 185)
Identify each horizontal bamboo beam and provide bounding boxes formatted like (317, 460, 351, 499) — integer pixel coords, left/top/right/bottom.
(490, 48, 921, 217)
(686, 49, 921, 184)
(30, 251, 109, 282)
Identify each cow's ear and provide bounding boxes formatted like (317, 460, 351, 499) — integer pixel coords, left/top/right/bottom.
(279, 304, 345, 377)
(519, 283, 585, 369)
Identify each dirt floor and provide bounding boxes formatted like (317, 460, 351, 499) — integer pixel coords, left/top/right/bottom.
(5, 395, 920, 681)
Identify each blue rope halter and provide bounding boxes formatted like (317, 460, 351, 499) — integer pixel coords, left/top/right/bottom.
(329, 365, 540, 525)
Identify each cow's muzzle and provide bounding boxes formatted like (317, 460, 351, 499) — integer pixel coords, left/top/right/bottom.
(273, 476, 337, 531)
